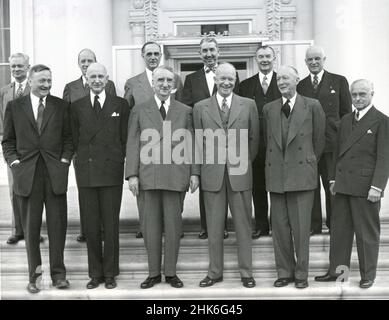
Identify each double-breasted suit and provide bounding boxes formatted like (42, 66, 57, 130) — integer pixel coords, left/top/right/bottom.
(126, 97, 194, 277)
(0, 82, 31, 237)
(2, 94, 73, 283)
(239, 72, 281, 234)
(193, 94, 259, 279)
(263, 94, 325, 280)
(297, 71, 352, 232)
(70, 92, 130, 279)
(328, 107, 389, 281)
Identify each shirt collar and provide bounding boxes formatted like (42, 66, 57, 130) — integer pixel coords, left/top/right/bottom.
(355, 104, 373, 120)
(146, 68, 153, 86)
(258, 71, 273, 84)
(154, 95, 170, 110)
(282, 93, 297, 111)
(311, 69, 325, 83)
(90, 90, 106, 106)
(30, 92, 47, 105)
(82, 76, 88, 86)
(216, 92, 233, 109)
(15, 78, 28, 89)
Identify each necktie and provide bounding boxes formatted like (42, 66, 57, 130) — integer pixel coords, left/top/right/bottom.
(221, 98, 229, 113)
(313, 75, 319, 91)
(282, 99, 291, 118)
(262, 76, 269, 95)
(37, 98, 44, 134)
(160, 100, 166, 120)
(94, 95, 101, 118)
(355, 110, 360, 121)
(16, 83, 24, 98)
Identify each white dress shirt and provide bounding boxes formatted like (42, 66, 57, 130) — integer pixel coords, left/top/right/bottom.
(154, 95, 170, 114)
(258, 71, 274, 87)
(146, 68, 153, 87)
(310, 69, 325, 84)
(90, 90, 106, 108)
(282, 93, 297, 113)
(216, 92, 233, 110)
(14, 78, 28, 95)
(30, 93, 47, 121)
(354, 104, 373, 121)
(204, 65, 216, 96)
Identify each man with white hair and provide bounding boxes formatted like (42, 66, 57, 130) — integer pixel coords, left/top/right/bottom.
(70, 63, 131, 290)
(264, 65, 325, 289)
(315, 79, 389, 288)
(297, 46, 352, 235)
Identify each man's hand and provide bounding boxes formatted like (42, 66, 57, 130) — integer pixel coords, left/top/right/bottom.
(60, 158, 70, 164)
(329, 181, 336, 196)
(10, 159, 20, 167)
(190, 175, 199, 193)
(367, 187, 381, 203)
(128, 177, 139, 197)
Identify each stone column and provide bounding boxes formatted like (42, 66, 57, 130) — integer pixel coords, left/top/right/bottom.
(280, 16, 296, 66)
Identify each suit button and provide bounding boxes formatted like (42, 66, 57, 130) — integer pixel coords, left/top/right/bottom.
(349, 171, 352, 174)
(88, 158, 92, 162)
(300, 133, 304, 136)
(269, 149, 272, 152)
(299, 161, 303, 164)
(338, 169, 342, 172)
(298, 147, 302, 150)
(268, 163, 271, 167)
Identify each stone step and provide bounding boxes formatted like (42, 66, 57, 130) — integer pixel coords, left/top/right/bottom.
(2, 275, 389, 300)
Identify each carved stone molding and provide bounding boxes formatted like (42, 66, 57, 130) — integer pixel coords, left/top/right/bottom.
(144, 0, 159, 41)
(266, 0, 282, 41)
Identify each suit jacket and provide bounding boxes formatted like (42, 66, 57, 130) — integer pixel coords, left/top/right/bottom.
(238, 72, 282, 160)
(263, 94, 326, 193)
(297, 71, 352, 153)
(124, 71, 183, 107)
(125, 97, 194, 192)
(0, 82, 30, 137)
(70, 93, 131, 187)
(193, 94, 259, 192)
(181, 68, 240, 107)
(2, 94, 73, 196)
(63, 76, 117, 103)
(331, 107, 389, 197)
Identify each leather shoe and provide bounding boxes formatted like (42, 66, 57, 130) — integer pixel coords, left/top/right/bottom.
(242, 277, 256, 288)
(27, 282, 40, 294)
(52, 279, 70, 289)
(166, 275, 184, 288)
(105, 277, 117, 289)
(76, 234, 86, 242)
(314, 272, 338, 282)
(198, 230, 208, 239)
(224, 230, 229, 239)
(86, 277, 104, 289)
(273, 277, 295, 287)
(135, 231, 143, 238)
(7, 234, 24, 244)
(360, 279, 374, 289)
(199, 276, 223, 287)
(295, 279, 309, 289)
(141, 275, 162, 289)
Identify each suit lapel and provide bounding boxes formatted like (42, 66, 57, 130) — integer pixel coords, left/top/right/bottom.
(286, 95, 309, 146)
(21, 95, 39, 132)
(269, 99, 282, 149)
(76, 77, 88, 96)
(228, 94, 243, 128)
(138, 72, 154, 96)
(166, 99, 179, 126)
(318, 71, 330, 99)
(5, 83, 15, 102)
(144, 97, 163, 133)
(197, 69, 211, 98)
(339, 107, 379, 157)
(205, 96, 223, 128)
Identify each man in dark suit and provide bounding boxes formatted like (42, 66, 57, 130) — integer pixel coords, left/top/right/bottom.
(239, 45, 281, 239)
(182, 37, 238, 239)
(2, 64, 73, 293)
(1, 53, 31, 245)
(263, 66, 325, 289)
(63, 48, 117, 243)
(70, 63, 130, 290)
(315, 79, 389, 288)
(126, 65, 198, 289)
(194, 63, 259, 288)
(297, 46, 352, 234)
(124, 41, 183, 238)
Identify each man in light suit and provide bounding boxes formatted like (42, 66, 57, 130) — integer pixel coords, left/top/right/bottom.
(124, 41, 183, 238)
(239, 45, 282, 239)
(297, 46, 352, 235)
(315, 79, 389, 288)
(182, 37, 238, 239)
(63, 48, 117, 242)
(126, 65, 198, 289)
(70, 63, 130, 290)
(0, 53, 31, 244)
(194, 63, 259, 288)
(2, 64, 73, 293)
(263, 66, 325, 289)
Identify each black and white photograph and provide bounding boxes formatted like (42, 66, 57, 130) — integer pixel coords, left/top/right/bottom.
(1, 0, 389, 304)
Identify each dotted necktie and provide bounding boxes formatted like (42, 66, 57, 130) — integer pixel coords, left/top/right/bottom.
(282, 99, 291, 118)
(313, 75, 319, 91)
(16, 83, 24, 98)
(160, 100, 166, 120)
(221, 98, 229, 113)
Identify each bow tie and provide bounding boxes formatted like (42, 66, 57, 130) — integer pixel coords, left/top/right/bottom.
(205, 65, 217, 73)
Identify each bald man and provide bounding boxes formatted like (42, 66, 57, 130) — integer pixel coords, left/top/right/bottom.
(263, 66, 325, 289)
(63, 48, 118, 243)
(315, 80, 389, 289)
(70, 63, 131, 289)
(297, 46, 352, 235)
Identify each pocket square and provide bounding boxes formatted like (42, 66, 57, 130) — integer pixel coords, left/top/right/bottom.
(331, 89, 336, 94)
(367, 129, 373, 134)
(111, 112, 120, 117)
